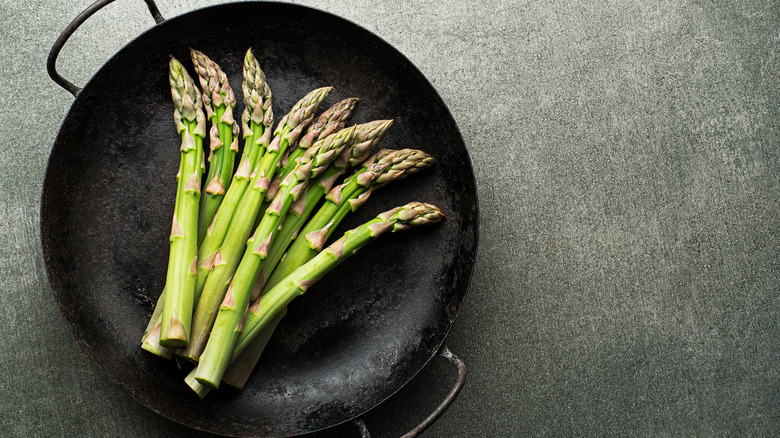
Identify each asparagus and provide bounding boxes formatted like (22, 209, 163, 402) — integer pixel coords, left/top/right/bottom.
(266, 98, 358, 201)
(220, 309, 285, 388)
(192, 126, 357, 388)
(231, 202, 444, 362)
(223, 146, 428, 386)
(140, 292, 174, 358)
(255, 119, 393, 300)
(178, 87, 333, 361)
(266, 148, 434, 289)
(159, 57, 206, 348)
(190, 49, 239, 245)
(142, 49, 272, 357)
(252, 98, 358, 231)
(238, 48, 274, 168)
(191, 50, 276, 302)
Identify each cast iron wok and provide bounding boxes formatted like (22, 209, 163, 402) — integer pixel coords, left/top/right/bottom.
(42, 1, 478, 436)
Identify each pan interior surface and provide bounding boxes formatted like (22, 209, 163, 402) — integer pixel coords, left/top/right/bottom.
(41, 3, 477, 436)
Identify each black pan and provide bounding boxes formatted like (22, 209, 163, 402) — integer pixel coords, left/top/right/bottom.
(42, 1, 478, 437)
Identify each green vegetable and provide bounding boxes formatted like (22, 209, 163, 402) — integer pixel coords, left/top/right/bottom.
(158, 57, 206, 348)
(179, 87, 333, 362)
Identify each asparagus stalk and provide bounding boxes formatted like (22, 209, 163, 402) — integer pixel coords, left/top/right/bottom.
(266, 98, 358, 201)
(189, 201, 443, 394)
(140, 292, 174, 358)
(190, 49, 239, 245)
(192, 126, 357, 388)
(222, 146, 428, 386)
(255, 119, 394, 300)
(230, 202, 444, 362)
(159, 57, 206, 348)
(266, 148, 434, 289)
(141, 49, 272, 357)
(192, 49, 275, 302)
(252, 98, 358, 231)
(220, 309, 285, 388)
(178, 87, 333, 361)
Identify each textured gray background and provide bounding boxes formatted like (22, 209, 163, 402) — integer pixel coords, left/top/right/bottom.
(1, 0, 777, 437)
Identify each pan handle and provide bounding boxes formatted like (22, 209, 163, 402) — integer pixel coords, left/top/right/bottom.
(352, 344, 467, 438)
(47, 0, 165, 96)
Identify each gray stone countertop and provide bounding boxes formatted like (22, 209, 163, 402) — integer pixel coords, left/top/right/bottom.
(1, 0, 776, 436)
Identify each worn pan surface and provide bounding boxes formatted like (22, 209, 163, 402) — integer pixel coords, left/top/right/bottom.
(41, 1, 478, 436)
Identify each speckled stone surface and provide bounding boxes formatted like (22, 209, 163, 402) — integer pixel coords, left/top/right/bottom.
(1, 0, 777, 436)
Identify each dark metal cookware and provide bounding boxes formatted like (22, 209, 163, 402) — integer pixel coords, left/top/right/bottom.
(42, 1, 478, 436)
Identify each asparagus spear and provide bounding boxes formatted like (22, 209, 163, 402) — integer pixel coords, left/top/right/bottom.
(178, 87, 333, 361)
(222, 146, 429, 387)
(232, 202, 444, 363)
(142, 49, 272, 357)
(266, 98, 358, 200)
(159, 57, 206, 348)
(190, 49, 239, 245)
(190, 202, 443, 391)
(255, 119, 393, 300)
(192, 50, 276, 302)
(252, 98, 358, 231)
(192, 126, 357, 387)
(238, 48, 274, 168)
(140, 292, 174, 358)
(266, 148, 434, 289)
(220, 309, 284, 388)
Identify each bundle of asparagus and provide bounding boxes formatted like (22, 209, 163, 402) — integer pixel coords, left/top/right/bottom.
(141, 48, 442, 398)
